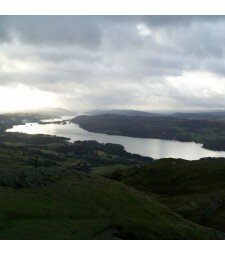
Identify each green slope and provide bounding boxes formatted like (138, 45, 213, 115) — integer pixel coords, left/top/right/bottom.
(0, 174, 217, 240)
(104, 158, 225, 233)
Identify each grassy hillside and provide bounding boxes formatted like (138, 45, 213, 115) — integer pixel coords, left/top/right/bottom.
(103, 158, 225, 233)
(0, 174, 217, 240)
(0, 129, 223, 239)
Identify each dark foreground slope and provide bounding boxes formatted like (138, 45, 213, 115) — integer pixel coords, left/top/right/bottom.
(101, 158, 225, 234)
(73, 114, 225, 151)
(0, 130, 219, 239)
(0, 174, 216, 240)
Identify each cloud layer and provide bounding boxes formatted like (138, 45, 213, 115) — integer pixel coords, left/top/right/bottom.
(1, 16, 225, 111)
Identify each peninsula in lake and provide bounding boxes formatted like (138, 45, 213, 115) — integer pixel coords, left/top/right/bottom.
(73, 110, 225, 151)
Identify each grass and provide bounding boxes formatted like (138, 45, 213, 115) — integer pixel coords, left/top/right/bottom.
(91, 164, 132, 177)
(0, 174, 217, 240)
(0, 131, 223, 239)
(103, 158, 225, 233)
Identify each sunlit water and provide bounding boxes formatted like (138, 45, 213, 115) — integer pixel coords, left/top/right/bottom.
(6, 116, 225, 160)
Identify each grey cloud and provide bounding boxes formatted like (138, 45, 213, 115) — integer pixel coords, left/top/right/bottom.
(0, 16, 102, 49)
(142, 15, 225, 28)
(1, 16, 225, 111)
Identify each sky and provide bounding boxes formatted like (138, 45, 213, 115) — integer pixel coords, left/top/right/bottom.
(1, 16, 225, 112)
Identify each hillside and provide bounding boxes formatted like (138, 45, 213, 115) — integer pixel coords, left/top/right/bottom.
(100, 158, 225, 233)
(0, 174, 217, 240)
(0, 131, 217, 239)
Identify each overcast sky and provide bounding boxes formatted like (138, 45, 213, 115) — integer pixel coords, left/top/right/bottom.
(1, 16, 225, 112)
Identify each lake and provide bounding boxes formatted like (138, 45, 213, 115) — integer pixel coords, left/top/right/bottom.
(6, 116, 225, 160)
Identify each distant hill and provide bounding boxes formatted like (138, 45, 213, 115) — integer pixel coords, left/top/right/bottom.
(87, 109, 225, 121)
(87, 109, 159, 117)
(8, 107, 75, 117)
(0, 108, 75, 130)
(173, 110, 225, 121)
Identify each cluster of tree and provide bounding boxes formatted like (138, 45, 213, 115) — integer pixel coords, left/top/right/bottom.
(0, 166, 81, 188)
(56, 140, 152, 164)
(57, 140, 126, 155)
(0, 132, 69, 145)
(0, 114, 41, 131)
(203, 139, 225, 151)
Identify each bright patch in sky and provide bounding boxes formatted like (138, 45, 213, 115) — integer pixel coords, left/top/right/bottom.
(0, 85, 57, 113)
(136, 23, 152, 36)
(166, 71, 225, 98)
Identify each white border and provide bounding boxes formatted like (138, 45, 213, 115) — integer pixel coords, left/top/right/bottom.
(0, 0, 225, 15)
(0, 0, 224, 253)
(0, 240, 223, 255)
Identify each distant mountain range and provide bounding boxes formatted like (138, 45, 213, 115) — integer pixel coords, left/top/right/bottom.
(7, 107, 75, 117)
(86, 109, 159, 117)
(87, 109, 225, 121)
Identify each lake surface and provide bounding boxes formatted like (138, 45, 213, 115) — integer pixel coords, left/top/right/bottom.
(6, 116, 225, 160)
